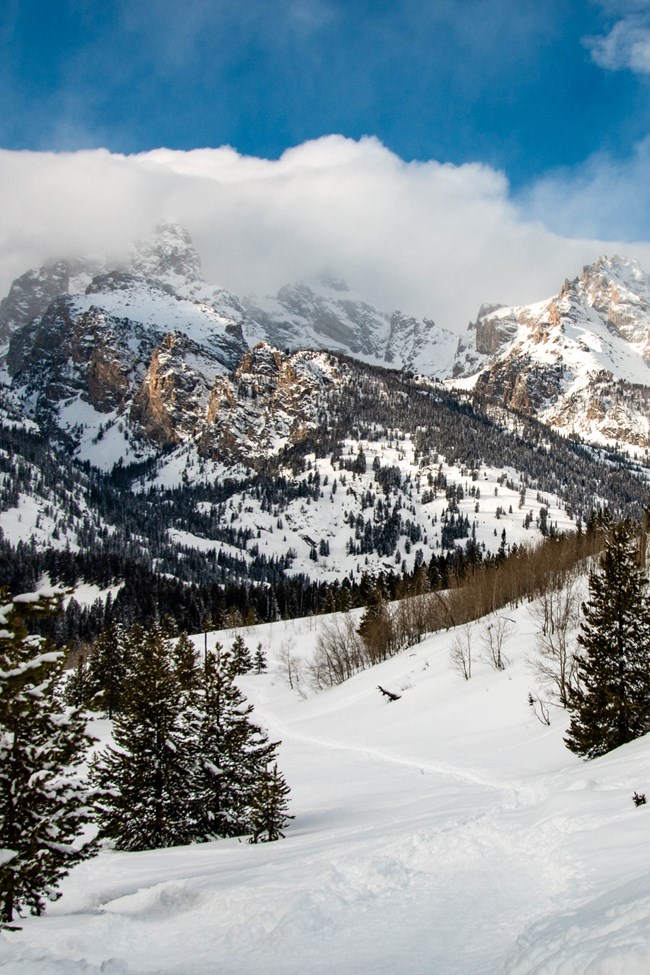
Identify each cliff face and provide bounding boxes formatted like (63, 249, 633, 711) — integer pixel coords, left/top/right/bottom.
(199, 344, 338, 463)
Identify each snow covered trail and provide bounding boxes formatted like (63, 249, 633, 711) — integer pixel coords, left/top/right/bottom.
(0, 735, 574, 975)
(2, 608, 650, 974)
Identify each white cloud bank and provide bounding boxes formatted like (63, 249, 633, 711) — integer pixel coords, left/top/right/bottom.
(2, 136, 650, 331)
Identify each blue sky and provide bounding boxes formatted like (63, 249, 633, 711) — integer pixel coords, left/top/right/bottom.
(3, 0, 650, 326)
(2, 0, 647, 186)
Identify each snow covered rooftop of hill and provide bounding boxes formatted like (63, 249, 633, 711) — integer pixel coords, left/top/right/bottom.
(3, 598, 650, 974)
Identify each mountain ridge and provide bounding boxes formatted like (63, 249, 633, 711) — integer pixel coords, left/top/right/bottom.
(5, 224, 650, 462)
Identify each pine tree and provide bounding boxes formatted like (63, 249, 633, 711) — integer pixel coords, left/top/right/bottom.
(64, 648, 90, 709)
(85, 623, 132, 717)
(91, 622, 195, 850)
(254, 642, 267, 674)
(0, 590, 97, 927)
(247, 763, 293, 843)
(189, 645, 282, 840)
(230, 634, 253, 674)
(358, 578, 395, 662)
(172, 631, 198, 694)
(565, 519, 650, 758)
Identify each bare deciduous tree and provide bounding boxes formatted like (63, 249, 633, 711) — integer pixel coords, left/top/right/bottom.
(450, 623, 474, 680)
(277, 638, 303, 692)
(480, 616, 513, 671)
(528, 691, 551, 725)
(307, 614, 367, 690)
(529, 576, 581, 707)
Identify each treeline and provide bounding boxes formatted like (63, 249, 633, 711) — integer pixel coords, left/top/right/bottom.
(2, 528, 561, 650)
(306, 520, 609, 690)
(2, 354, 650, 644)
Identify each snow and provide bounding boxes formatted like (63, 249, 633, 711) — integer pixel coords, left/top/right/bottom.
(70, 288, 239, 354)
(61, 583, 124, 610)
(3, 600, 650, 974)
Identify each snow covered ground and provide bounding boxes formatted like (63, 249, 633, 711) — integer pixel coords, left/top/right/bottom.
(2, 602, 650, 974)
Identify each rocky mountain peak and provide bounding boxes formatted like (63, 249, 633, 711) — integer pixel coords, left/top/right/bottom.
(0, 258, 101, 350)
(130, 223, 203, 288)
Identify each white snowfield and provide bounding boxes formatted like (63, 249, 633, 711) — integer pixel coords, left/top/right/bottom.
(2, 603, 650, 974)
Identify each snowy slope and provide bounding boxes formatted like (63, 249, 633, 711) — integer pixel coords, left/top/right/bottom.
(2, 601, 650, 974)
(148, 435, 574, 583)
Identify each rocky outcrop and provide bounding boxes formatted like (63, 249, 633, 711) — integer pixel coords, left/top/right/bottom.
(451, 256, 650, 449)
(474, 307, 517, 357)
(199, 344, 337, 463)
(0, 258, 101, 348)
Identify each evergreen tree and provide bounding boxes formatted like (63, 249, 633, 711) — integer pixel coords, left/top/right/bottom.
(254, 642, 267, 674)
(91, 622, 194, 850)
(358, 578, 396, 662)
(0, 590, 97, 927)
(172, 631, 198, 694)
(247, 763, 293, 843)
(230, 634, 253, 674)
(64, 648, 90, 709)
(85, 623, 132, 717)
(565, 519, 650, 758)
(189, 645, 282, 840)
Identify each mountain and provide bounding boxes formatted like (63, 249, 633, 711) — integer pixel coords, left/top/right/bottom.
(0, 257, 103, 358)
(244, 277, 456, 376)
(1, 224, 457, 468)
(452, 256, 650, 450)
(3, 225, 650, 631)
(7, 226, 650, 462)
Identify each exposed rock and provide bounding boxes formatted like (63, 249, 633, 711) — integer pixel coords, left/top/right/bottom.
(451, 255, 650, 449)
(475, 309, 518, 356)
(0, 258, 101, 349)
(199, 344, 337, 463)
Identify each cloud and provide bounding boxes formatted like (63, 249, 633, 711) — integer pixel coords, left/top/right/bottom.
(586, 5, 650, 73)
(1, 137, 649, 332)
(518, 136, 650, 242)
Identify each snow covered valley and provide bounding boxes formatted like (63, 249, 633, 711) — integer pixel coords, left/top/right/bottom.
(2, 603, 650, 975)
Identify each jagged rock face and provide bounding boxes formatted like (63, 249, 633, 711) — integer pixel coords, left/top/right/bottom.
(3, 228, 253, 454)
(244, 280, 392, 357)
(474, 307, 517, 356)
(199, 344, 338, 463)
(8, 298, 159, 415)
(0, 258, 101, 348)
(473, 355, 565, 413)
(130, 331, 226, 448)
(131, 223, 204, 288)
(452, 256, 650, 448)
(575, 256, 650, 355)
(243, 279, 456, 377)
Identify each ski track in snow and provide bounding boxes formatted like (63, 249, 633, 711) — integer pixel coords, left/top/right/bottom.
(253, 697, 524, 795)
